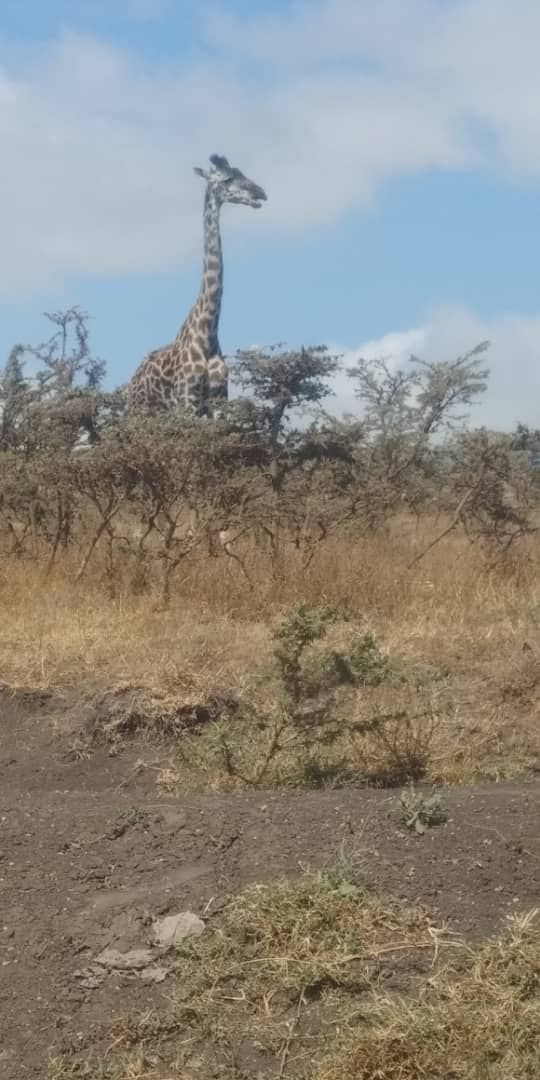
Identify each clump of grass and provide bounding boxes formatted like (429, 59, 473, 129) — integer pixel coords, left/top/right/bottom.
(49, 867, 540, 1080)
(347, 690, 439, 788)
(315, 910, 540, 1080)
(48, 1049, 162, 1078)
(172, 863, 435, 1003)
(48, 865, 443, 1080)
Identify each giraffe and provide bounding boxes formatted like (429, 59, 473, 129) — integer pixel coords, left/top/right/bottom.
(127, 154, 267, 416)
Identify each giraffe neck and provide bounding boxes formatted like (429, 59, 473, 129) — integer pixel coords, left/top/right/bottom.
(197, 186, 223, 340)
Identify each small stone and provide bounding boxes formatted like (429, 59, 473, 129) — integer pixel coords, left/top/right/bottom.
(140, 964, 169, 984)
(75, 966, 105, 990)
(152, 911, 205, 949)
(159, 808, 187, 830)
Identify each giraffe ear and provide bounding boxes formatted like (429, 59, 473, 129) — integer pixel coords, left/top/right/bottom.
(194, 166, 209, 179)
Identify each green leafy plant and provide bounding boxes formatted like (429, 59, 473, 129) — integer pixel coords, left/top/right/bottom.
(400, 785, 447, 834)
(317, 631, 394, 689)
(272, 603, 344, 703)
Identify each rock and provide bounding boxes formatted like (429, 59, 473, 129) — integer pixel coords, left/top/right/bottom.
(157, 808, 187, 830)
(79, 950, 171, 986)
(140, 964, 169, 984)
(75, 965, 105, 990)
(152, 911, 205, 949)
(95, 947, 155, 971)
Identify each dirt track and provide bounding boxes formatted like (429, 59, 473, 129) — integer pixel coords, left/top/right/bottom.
(1, 688, 540, 1078)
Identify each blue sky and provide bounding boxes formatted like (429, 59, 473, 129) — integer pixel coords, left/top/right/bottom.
(1, 0, 539, 427)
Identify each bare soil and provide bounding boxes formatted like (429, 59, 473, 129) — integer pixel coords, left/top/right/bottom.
(1, 688, 540, 1078)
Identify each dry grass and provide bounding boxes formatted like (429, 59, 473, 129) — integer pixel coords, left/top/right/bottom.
(316, 909, 540, 1080)
(169, 863, 437, 999)
(1, 525, 540, 785)
(48, 865, 540, 1080)
(0, 560, 268, 696)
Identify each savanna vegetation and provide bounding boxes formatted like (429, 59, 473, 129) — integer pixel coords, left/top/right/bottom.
(48, 860, 540, 1080)
(1, 308, 540, 789)
(3, 310, 540, 1080)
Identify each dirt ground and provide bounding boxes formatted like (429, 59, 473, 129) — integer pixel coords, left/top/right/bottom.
(2, 688, 540, 1079)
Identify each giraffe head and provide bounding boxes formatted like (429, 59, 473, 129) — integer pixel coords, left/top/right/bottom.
(194, 154, 267, 209)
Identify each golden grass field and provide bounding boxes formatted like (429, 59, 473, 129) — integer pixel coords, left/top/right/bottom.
(2, 523, 539, 786)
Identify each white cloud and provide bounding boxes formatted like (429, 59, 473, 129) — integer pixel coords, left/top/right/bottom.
(329, 306, 540, 431)
(0, 2, 540, 285)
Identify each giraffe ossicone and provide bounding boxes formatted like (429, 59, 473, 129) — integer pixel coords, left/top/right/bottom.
(127, 154, 267, 416)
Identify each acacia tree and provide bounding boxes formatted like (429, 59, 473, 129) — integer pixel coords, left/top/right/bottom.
(346, 343, 490, 517)
(231, 345, 340, 569)
(0, 307, 115, 454)
(1, 310, 538, 581)
(439, 429, 538, 561)
(0, 308, 120, 559)
(29, 307, 105, 395)
(0, 346, 35, 451)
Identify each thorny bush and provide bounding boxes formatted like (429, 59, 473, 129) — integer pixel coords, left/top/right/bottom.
(0, 311, 539, 595)
(176, 603, 436, 790)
